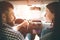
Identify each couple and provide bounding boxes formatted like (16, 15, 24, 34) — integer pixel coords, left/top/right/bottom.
(0, 1, 60, 40)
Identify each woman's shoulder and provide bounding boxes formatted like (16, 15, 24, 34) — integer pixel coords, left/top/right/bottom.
(41, 32, 52, 40)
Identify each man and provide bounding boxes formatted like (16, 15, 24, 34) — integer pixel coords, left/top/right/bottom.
(0, 1, 24, 40)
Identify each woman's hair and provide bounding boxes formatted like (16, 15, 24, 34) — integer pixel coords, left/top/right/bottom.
(46, 2, 60, 14)
(0, 1, 14, 26)
(46, 2, 60, 40)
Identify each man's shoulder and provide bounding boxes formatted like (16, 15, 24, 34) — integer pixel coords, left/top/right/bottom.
(0, 24, 24, 40)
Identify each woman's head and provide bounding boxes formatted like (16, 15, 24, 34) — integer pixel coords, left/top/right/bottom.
(46, 2, 60, 39)
(45, 8, 54, 23)
(45, 2, 60, 23)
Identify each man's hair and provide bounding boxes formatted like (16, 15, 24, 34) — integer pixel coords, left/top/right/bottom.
(0, 1, 14, 14)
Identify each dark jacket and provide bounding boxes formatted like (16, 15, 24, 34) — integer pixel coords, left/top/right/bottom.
(41, 32, 52, 40)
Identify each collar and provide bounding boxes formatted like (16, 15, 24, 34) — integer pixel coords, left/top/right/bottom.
(2, 23, 17, 31)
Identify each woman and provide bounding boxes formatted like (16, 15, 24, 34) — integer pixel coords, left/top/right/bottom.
(41, 2, 60, 40)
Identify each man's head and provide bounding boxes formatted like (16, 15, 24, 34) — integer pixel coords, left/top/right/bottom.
(0, 1, 15, 26)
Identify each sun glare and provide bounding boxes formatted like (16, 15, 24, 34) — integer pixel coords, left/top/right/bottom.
(13, 4, 47, 20)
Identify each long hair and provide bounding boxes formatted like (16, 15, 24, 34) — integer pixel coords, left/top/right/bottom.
(46, 2, 60, 40)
